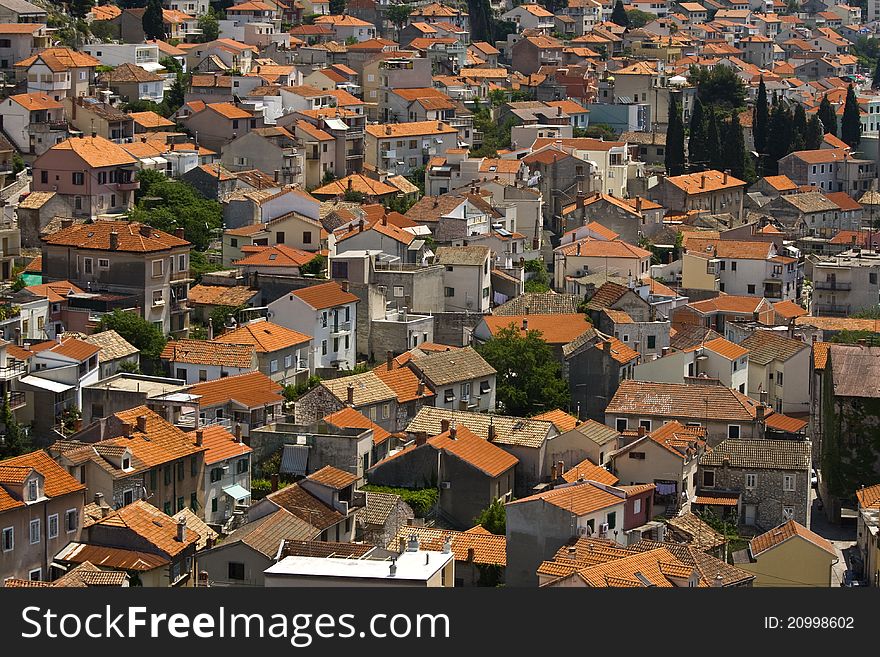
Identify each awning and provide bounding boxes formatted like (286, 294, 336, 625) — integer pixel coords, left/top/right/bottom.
(222, 484, 251, 501)
(280, 443, 309, 476)
(694, 494, 739, 506)
(19, 375, 74, 394)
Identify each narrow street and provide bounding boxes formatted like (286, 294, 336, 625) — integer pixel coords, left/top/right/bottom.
(809, 487, 858, 587)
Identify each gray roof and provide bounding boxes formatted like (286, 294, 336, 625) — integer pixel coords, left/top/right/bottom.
(670, 326, 722, 351)
(699, 439, 811, 470)
(409, 346, 495, 387)
(434, 245, 490, 266)
(405, 406, 554, 449)
(566, 419, 620, 446)
(740, 330, 809, 366)
(0, 0, 45, 13)
(829, 344, 880, 398)
(780, 192, 838, 214)
(629, 539, 754, 586)
(219, 508, 318, 558)
(357, 491, 406, 526)
(82, 330, 139, 363)
(494, 291, 582, 316)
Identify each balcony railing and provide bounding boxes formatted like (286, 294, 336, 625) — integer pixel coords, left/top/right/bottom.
(177, 413, 232, 429)
(330, 321, 351, 336)
(8, 390, 25, 410)
(0, 361, 26, 380)
(30, 121, 68, 133)
(814, 280, 852, 291)
(815, 303, 850, 315)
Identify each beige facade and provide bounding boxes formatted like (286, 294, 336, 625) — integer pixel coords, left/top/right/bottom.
(739, 536, 837, 587)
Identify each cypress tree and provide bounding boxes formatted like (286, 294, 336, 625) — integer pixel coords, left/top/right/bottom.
(707, 110, 723, 170)
(610, 0, 629, 27)
(754, 76, 769, 156)
(817, 94, 837, 137)
(665, 95, 686, 177)
(874, 55, 880, 90)
(841, 84, 862, 148)
(791, 103, 807, 152)
(805, 114, 824, 150)
(688, 96, 709, 170)
(0, 394, 29, 459)
(725, 112, 749, 182)
(142, 0, 165, 41)
(766, 102, 793, 175)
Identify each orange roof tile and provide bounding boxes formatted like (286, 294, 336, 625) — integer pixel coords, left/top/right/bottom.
(665, 169, 747, 193)
(47, 135, 137, 168)
(509, 479, 623, 516)
(42, 220, 188, 253)
(235, 244, 317, 268)
(323, 406, 392, 446)
(856, 483, 880, 510)
(773, 299, 808, 320)
(555, 237, 652, 259)
(161, 339, 256, 368)
(595, 336, 640, 364)
(365, 120, 457, 138)
(311, 173, 398, 197)
(306, 465, 359, 490)
(388, 526, 506, 565)
(8, 92, 62, 111)
(201, 425, 251, 464)
(813, 341, 831, 371)
(215, 320, 311, 352)
(482, 314, 592, 345)
(290, 281, 359, 311)
(48, 337, 101, 362)
(533, 409, 580, 433)
(187, 370, 284, 409)
(0, 450, 85, 512)
(561, 457, 619, 485)
(429, 426, 518, 477)
(749, 519, 836, 557)
(373, 364, 435, 404)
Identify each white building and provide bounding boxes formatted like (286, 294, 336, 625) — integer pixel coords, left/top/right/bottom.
(634, 337, 750, 394)
(80, 43, 163, 75)
(434, 245, 492, 313)
(202, 425, 252, 527)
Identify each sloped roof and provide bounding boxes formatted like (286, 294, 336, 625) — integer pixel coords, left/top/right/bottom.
(740, 330, 809, 365)
(749, 519, 836, 557)
(290, 281, 359, 310)
(606, 379, 763, 422)
(408, 346, 495, 387)
(215, 320, 311, 352)
(161, 339, 255, 368)
(700, 438, 811, 470)
(187, 370, 284, 409)
(388, 526, 506, 565)
(406, 406, 553, 449)
(321, 372, 396, 406)
(42, 220, 187, 252)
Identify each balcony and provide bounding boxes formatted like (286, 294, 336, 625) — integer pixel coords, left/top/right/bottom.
(177, 412, 232, 429)
(330, 321, 351, 336)
(814, 280, 852, 291)
(7, 390, 26, 410)
(112, 179, 140, 191)
(815, 303, 850, 315)
(30, 120, 68, 133)
(171, 299, 188, 313)
(346, 129, 364, 140)
(346, 149, 363, 159)
(0, 360, 26, 380)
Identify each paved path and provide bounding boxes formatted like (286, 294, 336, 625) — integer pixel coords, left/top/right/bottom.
(809, 488, 857, 586)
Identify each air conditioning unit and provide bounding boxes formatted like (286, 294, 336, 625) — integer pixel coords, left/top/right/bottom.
(577, 526, 591, 537)
(599, 522, 609, 533)
(440, 481, 451, 489)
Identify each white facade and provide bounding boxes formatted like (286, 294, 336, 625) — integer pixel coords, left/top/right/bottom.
(169, 361, 256, 385)
(81, 44, 161, 73)
(441, 258, 491, 313)
(205, 452, 252, 525)
(267, 295, 357, 370)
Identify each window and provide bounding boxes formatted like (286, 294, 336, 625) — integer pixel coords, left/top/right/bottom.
(480, 380, 491, 394)
(647, 335, 656, 350)
(84, 257, 93, 275)
(177, 461, 184, 481)
(461, 382, 471, 399)
(98, 258, 109, 269)
(72, 172, 84, 185)
(731, 261, 737, 271)
(164, 502, 172, 515)
(152, 259, 164, 277)
(40, 170, 48, 184)
(633, 498, 641, 514)
(191, 455, 198, 477)
(191, 492, 198, 511)
(639, 419, 652, 431)
(152, 290, 164, 306)
(121, 455, 131, 470)
(747, 284, 755, 294)
(872, 273, 878, 285)
(728, 425, 740, 439)
(444, 388, 454, 403)
(27, 479, 37, 501)
(393, 286, 404, 297)
(302, 230, 312, 245)
(776, 371, 783, 386)
(321, 312, 328, 328)
(606, 511, 616, 529)
(284, 354, 292, 369)
(333, 337, 339, 353)
(382, 403, 390, 419)
(228, 562, 245, 580)
(123, 489, 133, 506)
(276, 231, 285, 244)
(628, 451, 646, 460)
(177, 496, 185, 511)
(482, 287, 490, 299)
(211, 497, 218, 513)
(1, 527, 12, 551)
(211, 467, 223, 482)
(150, 469, 157, 490)
(48, 514, 58, 539)
(321, 340, 327, 355)
(65, 509, 78, 533)
(444, 287, 455, 297)
(616, 418, 628, 432)
(270, 359, 279, 373)
(783, 474, 795, 491)
(236, 458, 249, 474)
(230, 238, 238, 248)
(745, 473, 757, 489)
(178, 254, 186, 271)
(702, 470, 715, 488)
(29, 568, 41, 582)
(29, 519, 40, 544)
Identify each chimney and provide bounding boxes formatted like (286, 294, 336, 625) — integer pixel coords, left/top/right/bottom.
(61, 218, 74, 230)
(274, 169, 280, 183)
(340, 280, 349, 292)
(438, 121, 443, 131)
(576, 241, 582, 256)
(141, 136, 147, 143)
(638, 425, 646, 437)
(521, 317, 528, 331)
(386, 350, 394, 371)
(346, 383, 355, 405)
(101, 505, 110, 517)
(440, 418, 450, 433)
(358, 218, 365, 232)
(176, 517, 186, 542)
(723, 169, 729, 184)
(139, 224, 152, 237)
(208, 317, 214, 341)
(109, 231, 119, 250)
(398, 537, 406, 554)
(661, 346, 670, 356)
(235, 423, 242, 442)
(417, 379, 425, 396)
(94, 492, 104, 505)
(488, 422, 496, 442)
(270, 473, 279, 492)
(557, 460, 564, 476)
(381, 211, 387, 226)
(713, 573, 724, 588)
(449, 422, 457, 439)
(407, 534, 419, 551)
(636, 197, 642, 213)
(551, 463, 558, 480)
(466, 547, 475, 562)
(414, 430, 428, 446)
(700, 174, 706, 189)
(136, 414, 147, 433)
(385, 125, 392, 135)
(91, 130, 97, 139)
(174, 227, 185, 239)
(389, 559, 397, 577)
(576, 191, 586, 209)
(195, 429, 204, 447)
(347, 177, 353, 192)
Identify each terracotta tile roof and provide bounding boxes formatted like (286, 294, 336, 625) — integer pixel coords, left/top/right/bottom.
(323, 406, 392, 446)
(0, 450, 84, 512)
(128, 111, 175, 129)
(693, 492, 739, 506)
(434, 245, 490, 266)
(604, 309, 633, 324)
(187, 370, 284, 409)
(534, 409, 580, 433)
(571, 547, 705, 587)
(555, 237, 652, 259)
(288, 281, 359, 311)
(665, 169, 747, 194)
(47, 135, 138, 168)
(23, 255, 42, 273)
(856, 483, 880, 510)
(763, 411, 807, 433)
(407, 406, 553, 449)
(387, 526, 506, 565)
(795, 316, 880, 332)
(740, 330, 809, 365)
(161, 339, 256, 368)
(54, 542, 170, 571)
(685, 238, 773, 260)
(223, 508, 318, 556)
(665, 512, 726, 550)
(100, 62, 163, 83)
(188, 284, 258, 307)
(631, 539, 753, 585)
(373, 365, 435, 404)
(22, 280, 83, 303)
(701, 438, 811, 470)
(683, 336, 748, 360)
(687, 294, 771, 316)
(8, 92, 62, 111)
(430, 425, 518, 477)
(561, 457, 619, 485)
(366, 120, 458, 138)
(216, 320, 311, 352)
(812, 341, 831, 371)
(235, 244, 317, 268)
(200, 425, 251, 464)
(481, 314, 592, 345)
(585, 221, 621, 241)
(16, 47, 99, 72)
(760, 174, 796, 191)
(312, 174, 398, 197)
(265, 482, 345, 531)
(618, 420, 706, 461)
(508, 479, 624, 516)
(305, 465, 358, 490)
(92, 499, 198, 557)
(773, 299, 808, 320)
(749, 519, 836, 557)
(606, 380, 764, 422)
(43, 220, 188, 252)
(595, 336, 640, 364)
(322, 371, 396, 406)
(47, 337, 101, 362)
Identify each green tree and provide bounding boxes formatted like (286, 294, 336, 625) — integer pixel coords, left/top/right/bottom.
(330, 0, 345, 14)
(95, 310, 167, 368)
(625, 9, 653, 27)
(70, 0, 95, 20)
(688, 96, 708, 170)
(610, 0, 629, 26)
(523, 258, 549, 293)
(791, 102, 807, 152)
(689, 65, 747, 115)
(142, 0, 165, 40)
(665, 94, 685, 176)
(384, 3, 412, 32)
(874, 55, 880, 90)
(300, 253, 326, 278)
(129, 175, 222, 250)
(163, 72, 188, 116)
(159, 55, 182, 75)
(754, 76, 769, 157)
(467, 0, 493, 42)
(707, 110, 723, 170)
(724, 111, 753, 183)
(805, 114, 824, 150)
(766, 101, 793, 175)
(198, 7, 220, 43)
(473, 499, 506, 535)
(841, 83, 862, 148)
(817, 94, 837, 137)
(474, 325, 571, 416)
(0, 393, 30, 458)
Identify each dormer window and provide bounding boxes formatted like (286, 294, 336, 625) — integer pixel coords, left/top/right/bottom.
(122, 456, 131, 470)
(27, 479, 37, 501)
